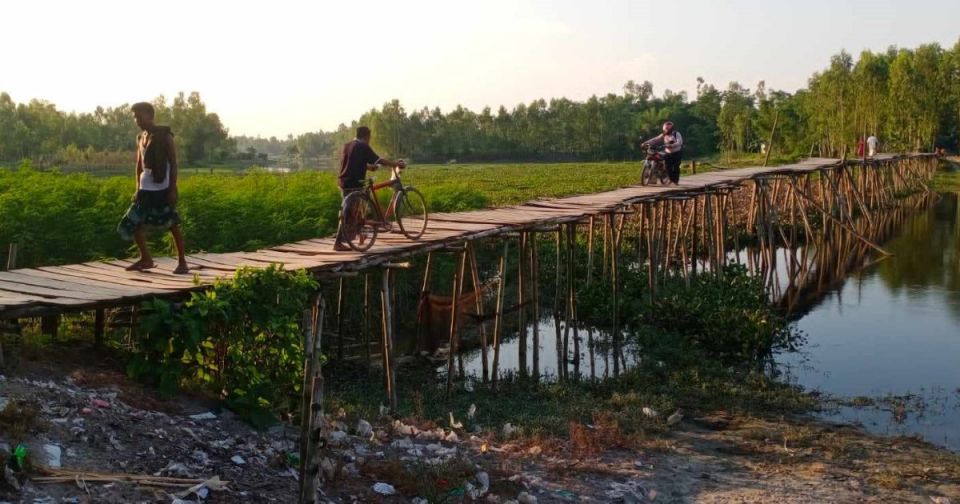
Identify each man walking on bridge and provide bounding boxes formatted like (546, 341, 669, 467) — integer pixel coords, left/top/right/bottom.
(333, 126, 406, 251)
(117, 102, 189, 274)
(642, 121, 684, 185)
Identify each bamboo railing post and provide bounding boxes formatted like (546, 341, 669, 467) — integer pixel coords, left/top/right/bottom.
(491, 241, 508, 390)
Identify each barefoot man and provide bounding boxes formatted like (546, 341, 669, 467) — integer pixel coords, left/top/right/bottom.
(117, 102, 189, 274)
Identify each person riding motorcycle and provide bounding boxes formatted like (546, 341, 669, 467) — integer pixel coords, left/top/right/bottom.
(641, 121, 683, 185)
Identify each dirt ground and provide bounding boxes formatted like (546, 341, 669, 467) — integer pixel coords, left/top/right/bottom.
(1, 347, 959, 504)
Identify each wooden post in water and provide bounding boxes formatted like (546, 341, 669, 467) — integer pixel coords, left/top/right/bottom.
(415, 252, 433, 354)
(467, 244, 490, 383)
(610, 212, 621, 377)
(491, 240, 508, 390)
(529, 233, 540, 381)
(446, 249, 467, 396)
(568, 223, 580, 380)
(517, 233, 528, 378)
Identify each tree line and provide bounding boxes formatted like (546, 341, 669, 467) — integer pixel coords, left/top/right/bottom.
(3, 41, 959, 168)
(0, 92, 232, 166)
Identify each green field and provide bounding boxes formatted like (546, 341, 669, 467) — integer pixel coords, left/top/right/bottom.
(0, 162, 657, 268)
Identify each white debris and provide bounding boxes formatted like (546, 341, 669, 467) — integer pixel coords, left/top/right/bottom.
(372, 482, 397, 495)
(329, 430, 349, 446)
(189, 412, 217, 421)
(157, 461, 192, 478)
(231, 455, 246, 465)
(467, 403, 477, 419)
(42, 444, 62, 468)
(449, 412, 464, 429)
(518, 491, 538, 504)
(503, 423, 520, 438)
(476, 471, 491, 494)
(391, 438, 414, 450)
(667, 409, 683, 426)
(356, 419, 373, 438)
(641, 407, 659, 418)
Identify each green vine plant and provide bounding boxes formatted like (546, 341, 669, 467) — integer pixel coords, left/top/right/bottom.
(128, 265, 319, 427)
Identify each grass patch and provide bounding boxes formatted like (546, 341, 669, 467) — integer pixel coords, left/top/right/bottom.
(326, 359, 817, 444)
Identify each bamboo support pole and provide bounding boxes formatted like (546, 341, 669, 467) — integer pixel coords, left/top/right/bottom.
(380, 271, 398, 410)
(298, 293, 323, 504)
(611, 212, 621, 378)
(491, 241, 508, 390)
(445, 249, 467, 397)
(517, 233, 528, 378)
(415, 253, 433, 354)
(363, 273, 371, 375)
(467, 245, 489, 383)
(530, 233, 540, 381)
(335, 278, 344, 362)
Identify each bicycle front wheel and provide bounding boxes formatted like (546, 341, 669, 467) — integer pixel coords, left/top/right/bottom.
(341, 191, 378, 252)
(395, 187, 428, 240)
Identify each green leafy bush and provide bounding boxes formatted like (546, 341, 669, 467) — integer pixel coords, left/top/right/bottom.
(128, 265, 318, 426)
(578, 262, 801, 367)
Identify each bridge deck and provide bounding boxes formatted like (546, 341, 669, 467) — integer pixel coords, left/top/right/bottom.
(0, 155, 911, 318)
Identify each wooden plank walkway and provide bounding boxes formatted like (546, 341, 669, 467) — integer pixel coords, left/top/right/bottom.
(0, 155, 912, 318)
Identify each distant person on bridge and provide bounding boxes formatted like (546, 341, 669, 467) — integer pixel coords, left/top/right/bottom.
(642, 121, 684, 185)
(333, 126, 406, 251)
(117, 102, 189, 274)
(867, 135, 879, 157)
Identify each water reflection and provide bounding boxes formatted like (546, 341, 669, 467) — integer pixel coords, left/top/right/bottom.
(779, 193, 960, 450)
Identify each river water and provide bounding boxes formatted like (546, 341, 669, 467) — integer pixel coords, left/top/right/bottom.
(458, 192, 960, 450)
(778, 192, 960, 450)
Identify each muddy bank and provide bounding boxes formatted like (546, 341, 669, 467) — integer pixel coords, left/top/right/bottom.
(2, 356, 958, 504)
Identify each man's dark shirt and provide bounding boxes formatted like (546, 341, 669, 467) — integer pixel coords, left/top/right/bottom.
(338, 139, 381, 189)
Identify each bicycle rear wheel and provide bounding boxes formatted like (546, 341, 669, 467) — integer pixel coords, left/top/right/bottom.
(341, 191, 378, 252)
(395, 187, 428, 240)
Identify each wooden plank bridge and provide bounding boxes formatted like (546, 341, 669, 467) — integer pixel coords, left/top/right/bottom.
(0, 153, 938, 320)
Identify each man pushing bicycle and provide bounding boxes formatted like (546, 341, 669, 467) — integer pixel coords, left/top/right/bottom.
(334, 126, 406, 251)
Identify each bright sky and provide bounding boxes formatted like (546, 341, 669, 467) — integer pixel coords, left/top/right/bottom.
(5, 0, 959, 138)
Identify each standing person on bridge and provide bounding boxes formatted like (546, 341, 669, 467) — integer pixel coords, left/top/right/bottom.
(867, 134, 879, 158)
(642, 121, 684, 185)
(117, 102, 189, 274)
(333, 126, 406, 251)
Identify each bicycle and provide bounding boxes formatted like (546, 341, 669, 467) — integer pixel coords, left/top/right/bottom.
(640, 144, 670, 186)
(338, 165, 428, 252)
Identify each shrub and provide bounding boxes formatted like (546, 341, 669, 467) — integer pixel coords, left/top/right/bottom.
(128, 265, 318, 426)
